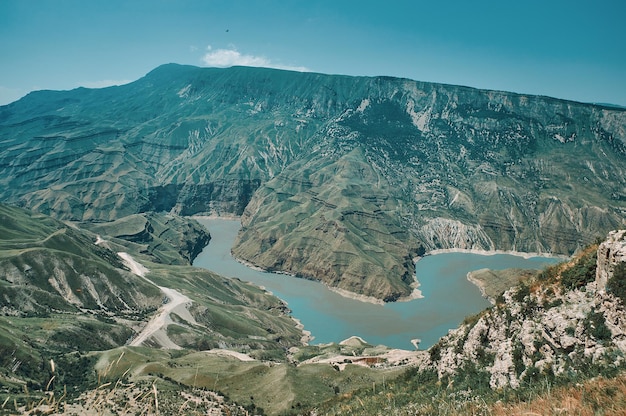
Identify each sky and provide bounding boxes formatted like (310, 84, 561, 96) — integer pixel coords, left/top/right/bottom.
(1, 0, 625, 106)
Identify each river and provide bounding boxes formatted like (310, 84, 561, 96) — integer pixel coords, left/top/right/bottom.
(193, 218, 561, 349)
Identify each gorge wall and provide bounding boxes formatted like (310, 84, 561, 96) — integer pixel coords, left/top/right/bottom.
(1, 64, 625, 300)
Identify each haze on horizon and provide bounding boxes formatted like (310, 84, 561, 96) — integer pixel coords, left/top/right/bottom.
(1, 0, 625, 107)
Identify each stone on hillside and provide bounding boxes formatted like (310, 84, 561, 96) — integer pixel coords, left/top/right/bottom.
(596, 230, 626, 292)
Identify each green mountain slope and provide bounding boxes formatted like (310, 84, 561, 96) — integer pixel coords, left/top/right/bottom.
(81, 211, 211, 265)
(0, 203, 303, 390)
(0, 203, 162, 315)
(1, 64, 625, 300)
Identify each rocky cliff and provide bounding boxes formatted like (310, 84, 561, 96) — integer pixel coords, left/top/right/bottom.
(1, 64, 625, 300)
(596, 229, 626, 291)
(426, 231, 626, 390)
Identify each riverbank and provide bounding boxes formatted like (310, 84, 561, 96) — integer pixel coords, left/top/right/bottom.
(466, 267, 539, 304)
(194, 215, 424, 305)
(466, 269, 491, 300)
(416, 247, 569, 263)
(193, 217, 549, 349)
(191, 214, 242, 221)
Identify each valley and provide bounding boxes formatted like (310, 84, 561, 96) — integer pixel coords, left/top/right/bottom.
(1, 64, 624, 301)
(0, 64, 625, 414)
(193, 217, 560, 349)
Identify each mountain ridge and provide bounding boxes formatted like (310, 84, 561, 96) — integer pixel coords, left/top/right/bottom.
(1, 63, 625, 300)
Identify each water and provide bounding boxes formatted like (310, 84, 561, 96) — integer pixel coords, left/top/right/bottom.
(193, 218, 562, 349)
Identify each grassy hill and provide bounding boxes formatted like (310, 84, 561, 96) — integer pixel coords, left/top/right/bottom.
(0, 204, 306, 411)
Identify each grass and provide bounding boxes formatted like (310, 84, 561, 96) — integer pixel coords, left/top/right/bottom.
(468, 267, 537, 301)
(0, 350, 251, 415)
(89, 346, 404, 415)
(492, 373, 626, 416)
(82, 212, 211, 266)
(311, 365, 626, 416)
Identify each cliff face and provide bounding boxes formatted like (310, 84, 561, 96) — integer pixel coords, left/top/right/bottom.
(1, 64, 625, 300)
(426, 231, 626, 390)
(596, 229, 626, 291)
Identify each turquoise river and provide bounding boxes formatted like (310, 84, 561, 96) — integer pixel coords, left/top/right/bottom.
(193, 218, 562, 350)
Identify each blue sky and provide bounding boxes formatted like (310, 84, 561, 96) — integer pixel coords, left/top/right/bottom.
(1, 0, 625, 106)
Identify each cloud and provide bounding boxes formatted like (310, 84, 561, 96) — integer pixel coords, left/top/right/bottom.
(78, 79, 133, 89)
(202, 46, 309, 72)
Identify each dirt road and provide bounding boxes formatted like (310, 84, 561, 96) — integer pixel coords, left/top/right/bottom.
(118, 252, 195, 349)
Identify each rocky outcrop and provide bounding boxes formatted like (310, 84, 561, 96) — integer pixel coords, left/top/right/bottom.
(596, 229, 626, 291)
(426, 230, 626, 390)
(83, 212, 211, 265)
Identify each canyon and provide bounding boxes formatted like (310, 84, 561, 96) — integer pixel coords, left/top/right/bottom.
(1, 64, 625, 300)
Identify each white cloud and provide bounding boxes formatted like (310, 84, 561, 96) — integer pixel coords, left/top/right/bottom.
(202, 46, 309, 72)
(78, 79, 133, 89)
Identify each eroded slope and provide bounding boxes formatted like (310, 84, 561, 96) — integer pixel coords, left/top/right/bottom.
(1, 64, 625, 300)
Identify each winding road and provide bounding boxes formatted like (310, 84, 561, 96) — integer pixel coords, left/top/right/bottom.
(117, 252, 196, 349)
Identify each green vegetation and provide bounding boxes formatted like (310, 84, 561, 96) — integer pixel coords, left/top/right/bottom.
(86, 346, 403, 415)
(0, 204, 310, 412)
(468, 268, 537, 302)
(608, 262, 626, 303)
(82, 212, 211, 265)
(560, 249, 598, 290)
(584, 311, 612, 342)
(1, 64, 626, 413)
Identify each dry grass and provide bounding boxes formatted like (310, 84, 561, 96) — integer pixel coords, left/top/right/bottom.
(0, 353, 247, 416)
(492, 374, 626, 416)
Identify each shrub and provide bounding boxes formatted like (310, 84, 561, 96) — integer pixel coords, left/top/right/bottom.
(584, 311, 612, 342)
(537, 264, 560, 282)
(607, 262, 626, 303)
(561, 251, 597, 290)
(429, 342, 442, 362)
(513, 283, 530, 303)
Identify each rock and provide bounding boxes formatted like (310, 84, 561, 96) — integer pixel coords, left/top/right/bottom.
(596, 230, 626, 292)
(427, 230, 626, 389)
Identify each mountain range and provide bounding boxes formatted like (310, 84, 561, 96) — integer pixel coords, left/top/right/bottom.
(1, 63, 625, 301)
(2, 64, 626, 414)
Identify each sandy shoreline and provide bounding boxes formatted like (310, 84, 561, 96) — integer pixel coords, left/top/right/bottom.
(466, 269, 492, 302)
(191, 214, 242, 221)
(415, 247, 569, 263)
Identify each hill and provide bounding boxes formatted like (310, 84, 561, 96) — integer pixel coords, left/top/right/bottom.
(3, 213, 625, 415)
(0, 204, 305, 404)
(312, 229, 626, 415)
(1, 64, 624, 300)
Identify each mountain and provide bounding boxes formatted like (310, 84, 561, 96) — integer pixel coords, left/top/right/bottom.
(1, 63, 625, 300)
(0, 203, 304, 393)
(0, 203, 409, 414)
(3, 212, 624, 414)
